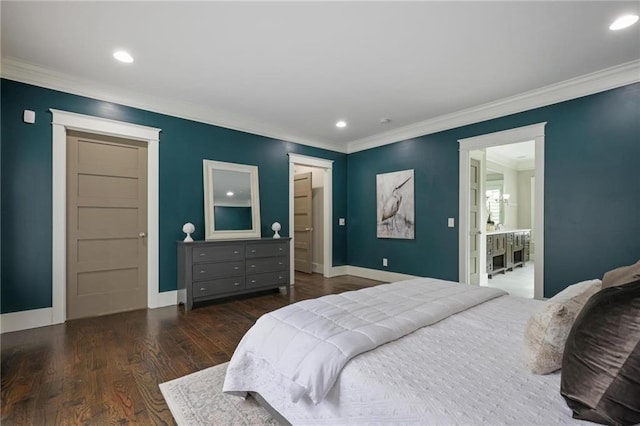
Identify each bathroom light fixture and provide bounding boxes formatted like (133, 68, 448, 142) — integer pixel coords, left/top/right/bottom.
(113, 50, 134, 63)
(609, 14, 639, 30)
(226, 191, 234, 196)
(336, 120, 347, 128)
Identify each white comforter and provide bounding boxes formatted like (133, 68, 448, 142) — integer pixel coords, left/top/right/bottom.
(223, 278, 506, 404)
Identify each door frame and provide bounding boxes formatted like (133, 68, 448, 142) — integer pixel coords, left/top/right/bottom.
(288, 153, 333, 281)
(50, 109, 163, 324)
(458, 122, 546, 299)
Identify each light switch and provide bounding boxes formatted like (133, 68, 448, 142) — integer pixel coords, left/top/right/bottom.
(448, 218, 455, 228)
(339, 218, 346, 226)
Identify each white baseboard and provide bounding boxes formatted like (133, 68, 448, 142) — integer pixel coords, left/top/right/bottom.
(3, 290, 179, 334)
(327, 265, 349, 277)
(2, 266, 419, 334)
(149, 290, 178, 309)
(1, 308, 54, 334)
(345, 266, 419, 283)
(325, 265, 419, 282)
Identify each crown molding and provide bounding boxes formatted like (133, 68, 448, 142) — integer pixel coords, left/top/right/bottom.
(2, 58, 638, 156)
(0, 58, 346, 154)
(347, 59, 640, 153)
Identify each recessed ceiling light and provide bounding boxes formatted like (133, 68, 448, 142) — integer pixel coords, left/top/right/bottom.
(609, 14, 639, 30)
(380, 118, 392, 124)
(113, 50, 134, 63)
(226, 191, 234, 197)
(335, 120, 347, 128)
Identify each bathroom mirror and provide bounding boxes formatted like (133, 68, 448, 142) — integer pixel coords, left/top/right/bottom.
(203, 159, 261, 240)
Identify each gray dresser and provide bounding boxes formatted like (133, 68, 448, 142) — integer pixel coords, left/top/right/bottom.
(177, 238, 291, 310)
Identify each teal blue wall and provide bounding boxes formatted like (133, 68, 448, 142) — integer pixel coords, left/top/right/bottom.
(2, 79, 638, 313)
(347, 83, 640, 297)
(1, 79, 348, 314)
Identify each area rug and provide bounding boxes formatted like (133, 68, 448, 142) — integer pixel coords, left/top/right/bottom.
(159, 362, 278, 425)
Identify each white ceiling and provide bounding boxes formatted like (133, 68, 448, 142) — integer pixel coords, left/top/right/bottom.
(212, 169, 252, 207)
(486, 140, 536, 171)
(2, 2, 639, 153)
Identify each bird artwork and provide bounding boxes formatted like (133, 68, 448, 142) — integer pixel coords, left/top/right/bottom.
(377, 170, 415, 239)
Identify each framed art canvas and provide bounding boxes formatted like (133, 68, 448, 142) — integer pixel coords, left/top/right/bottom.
(376, 169, 414, 239)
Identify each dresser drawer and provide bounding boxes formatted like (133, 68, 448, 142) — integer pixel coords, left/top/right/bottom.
(193, 261, 244, 280)
(246, 256, 287, 274)
(193, 277, 245, 298)
(193, 245, 244, 263)
(246, 242, 288, 258)
(246, 272, 289, 289)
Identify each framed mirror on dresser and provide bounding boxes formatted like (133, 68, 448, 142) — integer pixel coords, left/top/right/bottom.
(203, 159, 261, 240)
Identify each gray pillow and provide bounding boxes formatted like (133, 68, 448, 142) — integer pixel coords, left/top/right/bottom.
(560, 279, 640, 425)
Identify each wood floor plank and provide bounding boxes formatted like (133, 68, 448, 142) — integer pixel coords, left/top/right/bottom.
(1, 273, 382, 425)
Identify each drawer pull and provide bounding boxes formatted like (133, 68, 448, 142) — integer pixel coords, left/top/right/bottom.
(278, 262, 283, 265)
(234, 282, 240, 286)
(251, 264, 256, 268)
(234, 266, 239, 270)
(234, 250, 239, 254)
(251, 280, 256, 283)
(199, 253, 206, 257)
(279, 247, 283, 251)
(200, 287, 206, 291)
(278, 276, 283, 280)
(200, 270, 206, 274)
(251, 249, 256, 253)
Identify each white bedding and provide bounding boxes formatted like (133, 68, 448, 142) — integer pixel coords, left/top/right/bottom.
(223, 278, 506, 404)
(225, 293, 585, 425)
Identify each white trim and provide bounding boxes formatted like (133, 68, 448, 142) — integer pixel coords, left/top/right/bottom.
(314, 265, 418, 282)
(534, 138, 545, 300)
(459, 123, 546, 150)
(458, 123, 546, 300)
(345, 266, 419, 283)
(530, 176, 536, 261)
(288, 154, 334, 281)
(3, 58, 637, 156)
(2, 58, 344, 154)
(348, 60, 639, 153)
(50, 109, 169, 326)
(1, 308, 54, 334)
(326, 265, 348, 278)
(152, 290, 179, 309)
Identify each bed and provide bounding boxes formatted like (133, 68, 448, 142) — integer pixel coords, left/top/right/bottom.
(223, 277, 584, 425)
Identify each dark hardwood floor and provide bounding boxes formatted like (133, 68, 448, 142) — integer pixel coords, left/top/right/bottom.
(1, 273, 382, 425)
